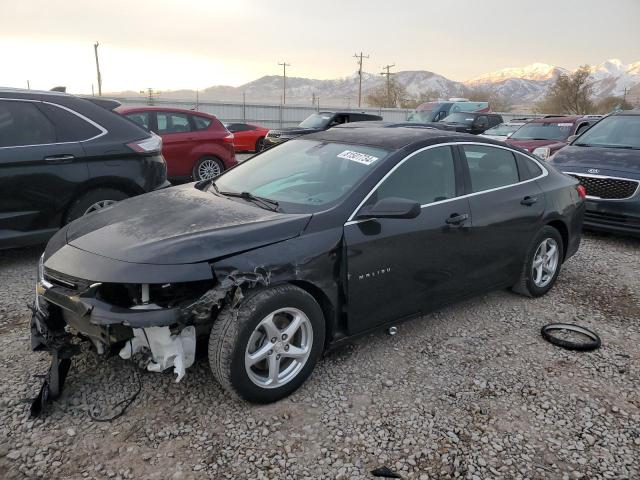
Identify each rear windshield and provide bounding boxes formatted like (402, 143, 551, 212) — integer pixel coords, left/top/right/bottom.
(510, 121, 574, 141)
(442, 113, 476, 125)
(574, 115, 640, 149)
(298, 113, 332, 129)
(484, 123, 522, 136)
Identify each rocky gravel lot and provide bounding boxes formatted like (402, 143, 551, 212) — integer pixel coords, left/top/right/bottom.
(0, 232, 639, 479)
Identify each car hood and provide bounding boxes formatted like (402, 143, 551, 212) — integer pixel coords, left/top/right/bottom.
(64, 184, 312, 265)
(507, 139, 566, 152)
(549, 145, 640, 176)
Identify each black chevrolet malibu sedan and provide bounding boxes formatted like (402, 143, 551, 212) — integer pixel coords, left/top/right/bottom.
(32, 124, 585, 405)
(548, 110, 640, 237)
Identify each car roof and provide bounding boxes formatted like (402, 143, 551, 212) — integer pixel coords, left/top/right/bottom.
(117, 105, 218, 118)
(305, 122, 503, 150)
(530, 115, 584, 123)
(611, 109, 640, 116)
(317, 110, 381, 117)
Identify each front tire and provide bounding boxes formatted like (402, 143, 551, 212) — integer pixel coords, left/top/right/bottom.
(192, 156, 224, 181)
(512, 226, 564, 297)
(255, 137, 265, 152)
(208, 285, 325, 403)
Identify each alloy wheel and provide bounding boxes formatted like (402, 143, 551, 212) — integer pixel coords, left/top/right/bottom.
(244, 307, 313, 389)
(197, 159, 222, 180)
(83, 199, 118, 215)
(532, 238, 559, 288)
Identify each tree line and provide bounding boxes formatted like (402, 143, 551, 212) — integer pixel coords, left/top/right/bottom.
(365, 66, 634, 114)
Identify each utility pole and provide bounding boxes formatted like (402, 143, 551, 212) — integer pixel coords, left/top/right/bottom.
(353, 51, 369, 108)
(94, 41, 102, 96)
(623, 87, 628, 104)
(140, 88, 159, 105)
(380, 64, 395, 108)
(278, 61, 291, 105)
(27, 80, 30, 90)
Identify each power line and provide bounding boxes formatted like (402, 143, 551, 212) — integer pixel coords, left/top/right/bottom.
(353, 52, 370, 108)
(380, 64, 396, 108)
(94, 41, 102, 96)
(278, 61, 291, 105)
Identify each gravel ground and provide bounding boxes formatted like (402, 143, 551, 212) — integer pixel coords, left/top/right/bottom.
(0, 232, 639, 479)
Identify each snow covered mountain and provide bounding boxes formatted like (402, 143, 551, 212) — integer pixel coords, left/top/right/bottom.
(109, 59, 639, 108)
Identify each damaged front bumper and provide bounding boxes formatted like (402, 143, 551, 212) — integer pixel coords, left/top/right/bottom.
(30, 252, 271, 415)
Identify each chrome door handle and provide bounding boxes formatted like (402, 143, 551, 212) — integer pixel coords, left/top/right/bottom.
(445, 213, 469, 225)
(44, 154, 75, 163)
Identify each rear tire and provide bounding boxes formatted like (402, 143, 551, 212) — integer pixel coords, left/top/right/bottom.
(192, 156, 224, 181)
(208, 284, 325, 403)
(512, 226, 564, 298)
(64, 188, 129, 224)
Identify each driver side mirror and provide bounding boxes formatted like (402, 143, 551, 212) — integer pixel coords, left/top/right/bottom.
(357, 197, 421, 220)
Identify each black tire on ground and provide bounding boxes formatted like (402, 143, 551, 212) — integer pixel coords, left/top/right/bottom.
(255, 137, 265, 152)
(512, 225, 564, 298)
(64, 188, 129, 224)
(192, 156, 224, 181)
(208, 284, 325, 403)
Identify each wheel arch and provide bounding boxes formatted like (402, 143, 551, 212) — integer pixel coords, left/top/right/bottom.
(62, 177, 144, 226)
(288, 280, 337, 349)
(546, 219, 569, 261)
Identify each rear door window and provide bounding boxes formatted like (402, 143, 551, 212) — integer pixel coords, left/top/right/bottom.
(40, 103, 102, 141)
(157, 112, 192, 134)
(192, 115, 213, 130)
(125, 111, 150, 130)
(462, 145, 520, 192)
(516, 154, 543, 181)
(0, 100, 56, 147)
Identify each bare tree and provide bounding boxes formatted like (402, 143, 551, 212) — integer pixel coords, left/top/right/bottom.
(595, 95, 633, 114)
(462, 87, 513, 112)
(537, 66, 595, 114)
(401, 89, 442, 108)
(365, 79, 409, 108)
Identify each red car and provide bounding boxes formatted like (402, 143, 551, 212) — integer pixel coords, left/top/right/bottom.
(507, 115, 600, 160)
(223, 122, 270, 152)
(118, 107, 237, 181)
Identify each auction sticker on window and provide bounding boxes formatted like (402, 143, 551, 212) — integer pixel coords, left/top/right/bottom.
(337, 150, 379, 165)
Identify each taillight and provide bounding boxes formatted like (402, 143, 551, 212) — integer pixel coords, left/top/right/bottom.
(576, 184, 587, 199)
(223, 133, 234, 143)
(127, 133, 162, 153)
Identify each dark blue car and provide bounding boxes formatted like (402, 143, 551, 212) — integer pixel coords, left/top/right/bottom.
(549, 110, 640, 237)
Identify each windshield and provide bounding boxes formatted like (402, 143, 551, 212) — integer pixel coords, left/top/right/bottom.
(510, 121, 574, 141)
(407, 110, 436, 123)
(212, 139, 390, 212)
(484, 123, 521, 136)
(574, 115, 640, 149)
(298, 113, 332, 129)
(442, 113, 476, 125)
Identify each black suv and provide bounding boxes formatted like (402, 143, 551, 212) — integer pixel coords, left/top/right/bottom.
(0, 89, 170, 249)
(436, 112, 504, 135)
(262, 111, 383, 149)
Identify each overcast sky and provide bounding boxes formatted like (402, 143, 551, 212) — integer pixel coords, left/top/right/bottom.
(1, 0, 638, 93)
